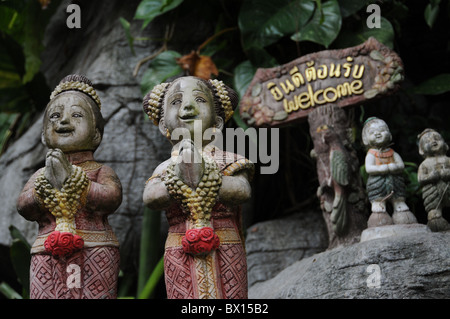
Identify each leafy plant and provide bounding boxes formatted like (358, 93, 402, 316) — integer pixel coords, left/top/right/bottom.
(0, 0, 60, 156)
(122, 0, 404, 106)
(116, 207, 165, 299)
(137, 207, 163, 298)
(0, 225, 31, 299)
(407, 73, 450, 95)
(290, 0, 342, 48)
(120, 0, 450, 224)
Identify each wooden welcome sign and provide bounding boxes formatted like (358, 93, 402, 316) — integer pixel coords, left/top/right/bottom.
(239, 37, 404, 127)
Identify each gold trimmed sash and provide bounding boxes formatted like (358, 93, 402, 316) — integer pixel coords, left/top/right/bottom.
(31, 229, 119, 254)
(165, 228, 242, 249)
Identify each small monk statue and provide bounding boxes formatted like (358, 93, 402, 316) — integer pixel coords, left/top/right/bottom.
(362, 117, 417, 227)
(417, 128, 450, 232)
(142, 76, 253, 299)
(17, 75, 122, 299)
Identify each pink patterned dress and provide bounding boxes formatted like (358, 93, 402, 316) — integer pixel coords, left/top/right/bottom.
(17, 151, 122, 299)
(161, 146, 253, 299)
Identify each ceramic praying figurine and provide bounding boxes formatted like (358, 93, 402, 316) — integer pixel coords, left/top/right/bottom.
(17, 75, 122, 299)
(362, 117, 417, 227)
(142, 76, 253, 299)
(417, 129, 450, 232)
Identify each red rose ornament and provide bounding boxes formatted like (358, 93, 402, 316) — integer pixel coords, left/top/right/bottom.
(44, 231, 84, 257)
(181, 227, 220, 256)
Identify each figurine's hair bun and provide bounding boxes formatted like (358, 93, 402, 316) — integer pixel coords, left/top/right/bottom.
(143, 82, 170, 126)
(417, 128, 448, 156)
(417, 128, 438, 142)
(50, 74, 101, 109)
(142, 76, 238, 126)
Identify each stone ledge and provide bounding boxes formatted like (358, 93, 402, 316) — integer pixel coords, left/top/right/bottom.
(360, 223, 431, 242)
(249, 229, 450, 299)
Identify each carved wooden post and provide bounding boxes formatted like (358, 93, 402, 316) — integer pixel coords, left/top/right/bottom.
(308, 105, 368, 248)
(239, 37, 405, 247)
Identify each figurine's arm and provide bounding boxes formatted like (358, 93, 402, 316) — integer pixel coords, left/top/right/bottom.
(17, 169, 46, 221)
(388, 152, 405, 174)
(365, 152, 389, 175)
(143, 160, 172, 210)
(45, 149, 72, 190)
(84, 165, 122, 214)
(418, 160, 440, 185)
(443, 157, 450, 181)
(218, 171, 252, 206)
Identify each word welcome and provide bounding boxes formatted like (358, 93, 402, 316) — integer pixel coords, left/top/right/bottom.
(266, 56, 365, 114)
(282, 80, 364, 114)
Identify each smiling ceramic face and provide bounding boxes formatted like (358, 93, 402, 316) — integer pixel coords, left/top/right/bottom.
(163, 77, 217, 142)
(420, 131, 446, 156)
(43, 92, 100, 153)
(364, 120, 392, 148)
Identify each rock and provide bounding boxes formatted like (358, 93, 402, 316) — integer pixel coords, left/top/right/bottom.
(0, 0, 165, 274)
(249, 229, 450, 299)
(0, 115, 47, 246)
(360, 223, 430, 242)
(245, 211, 328, 288)
(0, 0, 214, 274)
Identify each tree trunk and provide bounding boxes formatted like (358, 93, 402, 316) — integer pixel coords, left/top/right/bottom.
(308, 105, 368, 248)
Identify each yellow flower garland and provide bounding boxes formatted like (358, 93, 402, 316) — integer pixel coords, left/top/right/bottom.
(34, 165, 89, 233)
(163, 152, 222, 228)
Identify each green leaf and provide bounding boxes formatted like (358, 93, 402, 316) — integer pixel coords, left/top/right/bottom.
(134, 0, 184, 29)
(0, 87, 30, 112)
(334, 16, 394, 49)
(409, 74, 450, 95)
(291, 0, 342, 48)
(361, 17, 394, 49)
(137, 256, 164, 299)
(232, 60, 255, 130)
(424, 1, 440, 28)
(9, 225, 31, 299)
(119, 17, 135, 55)
(9, 225, 31, 250)
(0, 282, 22, 299)
(338, 0, 372, 18)
(137, 207, 161, 297)
(0, 5, 19, 34)
(245, 47, 278, 69)
(0, 0, 26, 12)
(21, 0, 45, 84)
(140, 50, 182, 96)
(0, 32, 26, 79)
(239, 0, 315, 50)
(233, 60, 257, 99)
(0, 112, 17, 154)
(10, 239, 30, 298)
(0, 70, 21, 88)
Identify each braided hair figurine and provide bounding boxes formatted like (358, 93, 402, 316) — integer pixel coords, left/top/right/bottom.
(17, 75, 122, 299)
(142, 76, 254, 299)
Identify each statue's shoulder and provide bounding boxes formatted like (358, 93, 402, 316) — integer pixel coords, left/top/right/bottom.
(210, 148, 254, 179)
